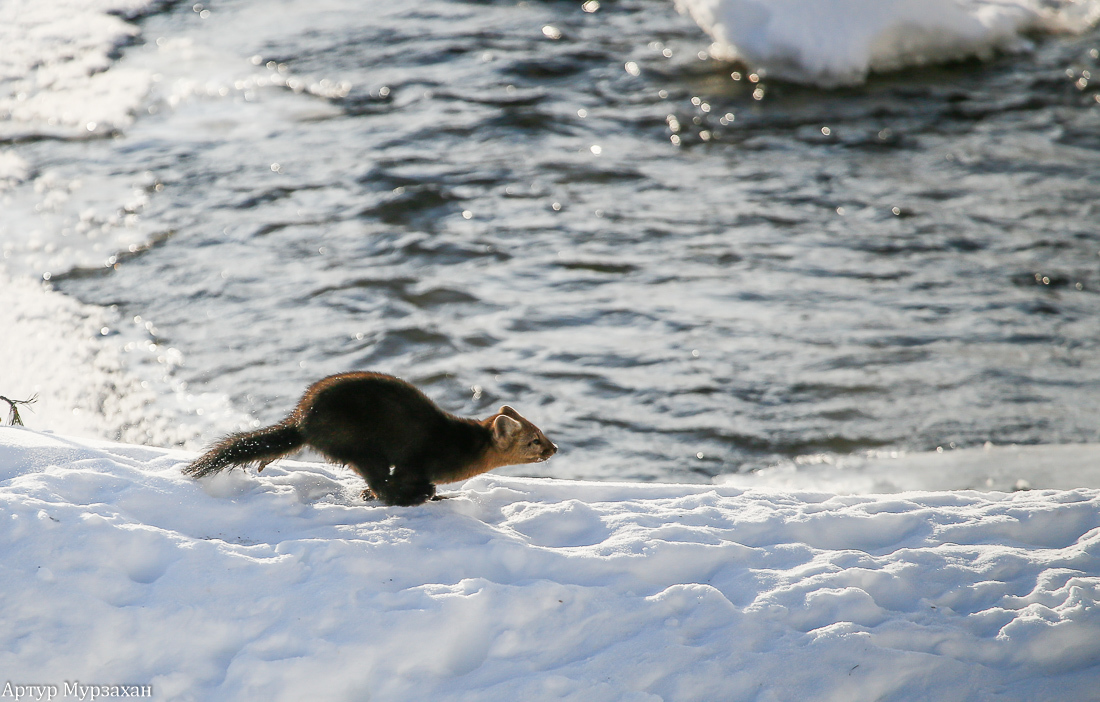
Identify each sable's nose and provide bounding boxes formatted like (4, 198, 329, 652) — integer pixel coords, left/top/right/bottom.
(545, 442, 558, 457)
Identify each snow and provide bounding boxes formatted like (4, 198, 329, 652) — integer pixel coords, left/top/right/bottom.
(0, 274, 243, 450)
(0, 273, 156, 441)
(674, 0, 1100, 86)
(4, 426, 1100, 700)
(0, 0, 158, 140)
(717, 443, 1100, 494)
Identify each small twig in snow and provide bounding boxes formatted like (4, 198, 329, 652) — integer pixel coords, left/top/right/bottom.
(1, 394, 38, 426)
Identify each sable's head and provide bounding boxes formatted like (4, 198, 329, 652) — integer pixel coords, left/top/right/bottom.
(489, 405, 557, 466)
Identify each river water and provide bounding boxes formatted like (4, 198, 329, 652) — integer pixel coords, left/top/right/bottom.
(2, 0, 1100, 483)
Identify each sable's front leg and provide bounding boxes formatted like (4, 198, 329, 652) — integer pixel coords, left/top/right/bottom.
(360, 469, 391, 502)
(351, 459, 435, 506)
(374, 468, 436, 506)
(346, 457, 388, 503)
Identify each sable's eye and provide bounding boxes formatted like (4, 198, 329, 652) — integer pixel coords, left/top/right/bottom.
(531, 438, 541, 447)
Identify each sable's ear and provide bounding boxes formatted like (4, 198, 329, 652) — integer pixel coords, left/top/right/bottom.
(492, 414, 522, 444)
(498, 405, 520, 419)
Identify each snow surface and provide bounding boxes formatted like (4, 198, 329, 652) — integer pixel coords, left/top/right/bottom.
(0, 0, 159, 140)
(674, 0, 1100, 85)
(717, 443, 1100, 494)
(4, 427, 1100, 700)
(0, 274, 243, 449)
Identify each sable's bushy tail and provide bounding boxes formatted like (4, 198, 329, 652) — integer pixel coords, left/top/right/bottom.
(184, 422, 304, 479)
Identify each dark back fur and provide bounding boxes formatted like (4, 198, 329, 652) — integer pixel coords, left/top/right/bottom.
(298, 372, 491, 504)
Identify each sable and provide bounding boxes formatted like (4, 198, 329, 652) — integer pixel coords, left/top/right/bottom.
(184, 371, 556, 506)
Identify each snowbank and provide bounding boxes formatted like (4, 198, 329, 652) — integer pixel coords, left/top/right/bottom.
(3, 427, 1100, 700)
(674, 0, 1100, 86)
(0, 274, 242, 449)
(0, 274, 158, 442)
(718, 443, 1100, 494)
(0, 0, 158, 140)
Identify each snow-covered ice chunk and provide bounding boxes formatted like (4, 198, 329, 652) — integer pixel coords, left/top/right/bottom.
(675, 0, 1100, 86)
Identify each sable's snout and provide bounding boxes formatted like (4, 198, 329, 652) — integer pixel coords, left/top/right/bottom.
(541, 441, 558, 461)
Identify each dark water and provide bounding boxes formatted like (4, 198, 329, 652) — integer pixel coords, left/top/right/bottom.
(31, 0, 1100, 481)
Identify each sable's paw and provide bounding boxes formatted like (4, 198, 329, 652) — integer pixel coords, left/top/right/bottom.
(360, 487, 378, 501)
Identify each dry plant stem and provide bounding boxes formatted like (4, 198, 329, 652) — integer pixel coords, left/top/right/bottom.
(0, 394, 37, 426)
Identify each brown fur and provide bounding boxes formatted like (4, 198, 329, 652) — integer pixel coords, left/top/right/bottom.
(184, 371, 556, 506)
(433, 405, 553, 483)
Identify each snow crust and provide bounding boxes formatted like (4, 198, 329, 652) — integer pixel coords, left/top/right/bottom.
(718, 443, 1100, 494)
(0, 273, 158, 441)
(4, 427, 1100, 700)
(674, 0, 1100, 85)
(0, 274, 243, 449)
(0, 0, 158, 140)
